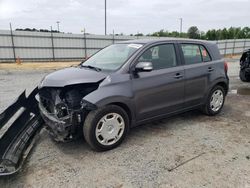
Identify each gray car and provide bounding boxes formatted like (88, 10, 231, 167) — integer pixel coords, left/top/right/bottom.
(38, 39, 229, 151)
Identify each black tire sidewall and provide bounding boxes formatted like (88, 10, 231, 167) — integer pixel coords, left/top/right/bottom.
(206, 86, 225, 116)
(84, 105, 129, 151)
(240, 70, 247, 82)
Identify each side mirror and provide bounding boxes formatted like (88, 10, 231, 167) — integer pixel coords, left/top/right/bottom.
(135, 62, 153, 72)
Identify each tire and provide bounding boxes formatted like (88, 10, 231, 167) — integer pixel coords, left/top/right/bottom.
(83, 105, 129, 151)
(240, 70, 247, 82)
(202, 85, 225, 116)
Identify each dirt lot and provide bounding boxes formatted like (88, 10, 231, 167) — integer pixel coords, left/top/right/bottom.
(0, 61, 250, 188)
(0, 62, 79, 70)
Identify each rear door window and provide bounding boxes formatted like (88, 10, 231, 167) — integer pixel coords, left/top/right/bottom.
(181, 44, 202, 65)
(181, 44, 212, 65)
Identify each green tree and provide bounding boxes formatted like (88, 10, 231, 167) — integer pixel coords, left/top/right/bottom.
(216, 29, 222, 40)
(187, 26, 200, 39)
(228, 27, 236, 39)
(200, 31, 206, 40)
(206, 29, 217, 40)
(242, 27, 250, 38)
(221, 28, 228, 40)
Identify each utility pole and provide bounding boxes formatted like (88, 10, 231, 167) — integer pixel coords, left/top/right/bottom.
(105, 0, 107, 35)
(56, 21, 60, 32)
(179, 18, 183, 37)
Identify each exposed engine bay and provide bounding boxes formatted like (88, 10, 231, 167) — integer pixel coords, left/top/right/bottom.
(38, 83, 99, 141)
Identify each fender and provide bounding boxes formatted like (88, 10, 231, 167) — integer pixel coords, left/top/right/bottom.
(83, 75, 136, 123)
(202, 77, 229, 103)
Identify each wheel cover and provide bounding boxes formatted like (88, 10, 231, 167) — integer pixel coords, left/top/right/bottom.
(210, 89, 224, 112)
(95, 113, 125, 146)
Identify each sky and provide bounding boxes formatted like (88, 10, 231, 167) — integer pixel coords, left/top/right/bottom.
(0, 0, 250, 35)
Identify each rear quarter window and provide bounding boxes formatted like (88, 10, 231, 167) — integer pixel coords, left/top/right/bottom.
(200, 45, 211, 62)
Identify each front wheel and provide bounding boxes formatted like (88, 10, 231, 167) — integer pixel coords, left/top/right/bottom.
(202, 85, 225, 116)
(83, 105, 129, 151)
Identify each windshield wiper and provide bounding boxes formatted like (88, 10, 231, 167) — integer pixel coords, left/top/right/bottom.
(80, 65, 102, 72)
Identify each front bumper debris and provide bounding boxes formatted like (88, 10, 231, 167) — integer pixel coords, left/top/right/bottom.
(0, 88, 44, 176)
(39, 102, 74, 141)
(39, 99, 97, 142)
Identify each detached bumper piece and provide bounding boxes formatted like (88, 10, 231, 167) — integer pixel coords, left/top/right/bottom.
(0, 88, 44, 176)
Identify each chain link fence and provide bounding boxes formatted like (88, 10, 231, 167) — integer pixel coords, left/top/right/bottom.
(216, 39, 250, 56)
(0, 29, 249, 62)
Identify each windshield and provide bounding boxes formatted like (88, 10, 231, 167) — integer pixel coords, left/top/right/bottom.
(81, 43, 143, 71)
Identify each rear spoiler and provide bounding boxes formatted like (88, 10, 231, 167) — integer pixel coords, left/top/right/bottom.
(0, 87, 44, 176)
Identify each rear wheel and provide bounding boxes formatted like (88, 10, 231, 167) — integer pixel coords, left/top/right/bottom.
(202, 85, 225, 116)
(83, 105, 129, 151)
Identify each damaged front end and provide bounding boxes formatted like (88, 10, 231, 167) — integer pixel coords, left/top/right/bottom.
(0, 88, 44, 176)
(240, 49, 250, 82)
(0, 66, 106, 176)
(38, 83, 98, 142)
(0, 83, 99, 176)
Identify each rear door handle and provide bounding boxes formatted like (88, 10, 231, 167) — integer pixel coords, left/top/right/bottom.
(174, 73, 183, 79)
(208, 67, 214, 72)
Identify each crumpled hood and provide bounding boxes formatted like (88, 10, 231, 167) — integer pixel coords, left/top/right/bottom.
(39, 67, 107, 88)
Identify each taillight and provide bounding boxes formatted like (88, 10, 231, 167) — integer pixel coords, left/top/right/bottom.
(224, 62, 228, 73)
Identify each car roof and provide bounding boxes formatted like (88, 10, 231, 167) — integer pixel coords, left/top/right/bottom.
(117, 38, 222, 62)
(118, 38, 215, 45)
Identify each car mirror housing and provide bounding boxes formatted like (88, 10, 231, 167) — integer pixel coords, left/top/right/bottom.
(135, 62, 153, 72)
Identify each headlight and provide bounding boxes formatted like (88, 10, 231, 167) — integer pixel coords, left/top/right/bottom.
(55, 103, 69, 118)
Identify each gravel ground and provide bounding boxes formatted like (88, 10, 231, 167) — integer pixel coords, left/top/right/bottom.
(0, 61, 250, 188)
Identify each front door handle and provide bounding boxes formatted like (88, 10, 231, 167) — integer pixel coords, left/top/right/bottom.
(174, 73, 183, 79)
(208, 67, 214, 72)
